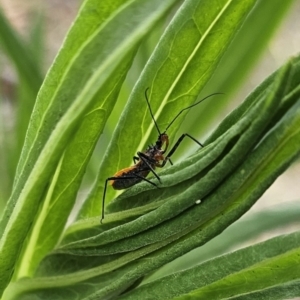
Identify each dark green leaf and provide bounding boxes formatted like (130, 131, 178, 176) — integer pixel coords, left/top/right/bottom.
(119, 231, 300, 300)
(148, 200, 300, 280)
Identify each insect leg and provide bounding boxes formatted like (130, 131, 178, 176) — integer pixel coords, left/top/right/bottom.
(133, 156, 139, 164)
(102, 177, 115, 223)
(137, 152, 161, 182)
(130, 173, 159, 187)
(163, 133, 203, 166)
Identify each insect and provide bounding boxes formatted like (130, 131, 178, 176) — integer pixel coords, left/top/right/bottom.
(101, 88, 221, 222)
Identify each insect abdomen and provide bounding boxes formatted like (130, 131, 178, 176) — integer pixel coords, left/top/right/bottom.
(111, 176, 142, 190)
(110, 166, 150, 190)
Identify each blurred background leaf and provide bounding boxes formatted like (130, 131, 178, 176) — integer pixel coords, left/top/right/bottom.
(0, 6, 44, 205)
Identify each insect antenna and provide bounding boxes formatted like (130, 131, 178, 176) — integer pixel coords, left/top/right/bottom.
(145, 88, 161, 135)
(164, 92, 223, 132)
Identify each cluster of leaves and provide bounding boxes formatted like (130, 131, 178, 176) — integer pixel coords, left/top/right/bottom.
(0, 0, 299, 299)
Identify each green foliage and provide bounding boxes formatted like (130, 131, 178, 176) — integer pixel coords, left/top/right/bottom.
(123, 231, 300, 300)
(0, 0, 299, 299)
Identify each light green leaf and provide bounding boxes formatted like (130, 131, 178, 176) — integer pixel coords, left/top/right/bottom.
(79, 0, 258, 218)
(0, 0, 179, 295)
(228, 280, 300, 300)
(14, 51, 136, 279)
(183, 0, 296, 144)
(62, 56, 294, 251)
(0, 9, 44, 200)
(1, 0, 299, 299)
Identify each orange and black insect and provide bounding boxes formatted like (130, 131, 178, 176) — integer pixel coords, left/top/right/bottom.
(101, 88, 221, 222)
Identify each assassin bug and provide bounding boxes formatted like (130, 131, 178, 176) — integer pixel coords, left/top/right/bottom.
(101, 89, 221, 222)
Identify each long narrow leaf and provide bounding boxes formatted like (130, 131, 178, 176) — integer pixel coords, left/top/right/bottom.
(79, 0, 258, 218)
(0, 0, 179, 295)
(4, 55, 300, 300)
(118, 231, 300, 300)
(148, 200, 300, 281)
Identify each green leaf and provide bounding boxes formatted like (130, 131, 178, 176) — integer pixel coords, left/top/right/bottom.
(228, 280, 300, 300)
(118, 231, 300, 300)
(147, 200, 300, 281)
(183, 0, 297, 144)
(0, 9, 44, 199)
(14, 51, 136, 279)
(79, 0, 258, 218)
(4, 55, 300, 300)
(1, 0, 299, 298)
(0, 8, 43, 95)
(63, 56, 294, 250)
(0, 0, 179, 295)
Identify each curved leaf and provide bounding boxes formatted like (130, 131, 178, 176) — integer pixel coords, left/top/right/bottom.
(118, 231, 300, 300)
(0, 0, 179, 294)
(0, 9, 43, 95)
(183, 0, 296, 144)
(148, 200, 300, 280)
(15, 51, 136, 279)
(4, 56, 300, 300)
(79, 0, 258, 218)
(61, 57, 294, 251)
